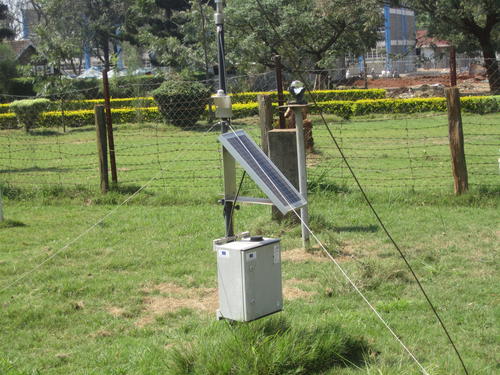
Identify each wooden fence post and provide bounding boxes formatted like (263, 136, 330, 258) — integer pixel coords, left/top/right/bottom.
(95, 105, 109, 193)
(102, 69, 118, 184)
(258, 94, 273, 155)
(445, 87, 468, 195)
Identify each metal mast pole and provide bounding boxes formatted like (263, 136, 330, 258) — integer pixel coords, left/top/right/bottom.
(215, 0, 235, 237)
(215, 0, 227, 98)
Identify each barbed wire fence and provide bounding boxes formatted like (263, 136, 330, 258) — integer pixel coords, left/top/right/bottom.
(0, 66, 499, 200)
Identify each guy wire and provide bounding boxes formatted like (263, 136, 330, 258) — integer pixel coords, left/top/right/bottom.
(251, 0, 469, 373)
(226, 123, 430, 375)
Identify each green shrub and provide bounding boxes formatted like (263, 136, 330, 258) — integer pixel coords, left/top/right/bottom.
(461, 96, 499, 114)
(7, 77, 35, 98)
(0, 112, 16, 128)
(231, 89, 386, 104)
(101, 75, 164, 98)
(0, 44, 18, 102)
(152, 79, 211, 127)
(34, 78, 101, 100)
(9, 98, 51, 132)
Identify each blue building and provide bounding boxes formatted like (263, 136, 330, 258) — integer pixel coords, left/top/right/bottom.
(354, 5, 417, 75)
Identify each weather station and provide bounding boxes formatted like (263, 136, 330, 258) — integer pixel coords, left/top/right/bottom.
(211, 0, 307, 322)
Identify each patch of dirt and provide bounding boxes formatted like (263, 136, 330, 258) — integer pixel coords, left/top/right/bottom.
(90, 329, 113, 338)
(354, 73, 490, 95)
(135, 278, 321, 327)
(107, 306, 126, 317)
(136, 283, 217, 327)
(340, 240, 380, 258)
(282, 248, 329, 263)
(70, 140, 92, 145)
(283, 278, 318, 300)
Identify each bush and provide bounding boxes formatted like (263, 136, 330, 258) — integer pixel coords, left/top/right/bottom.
(152, 79, 211, 127)
(9, 98, 51, 132)
(231, 89, 386, 104)
(101, 75, 164, 98)
(7, 77, 35, 98)
(461, 96, 499, 114)
(34, 78, 101, 100)
(0, 44, 18, 102)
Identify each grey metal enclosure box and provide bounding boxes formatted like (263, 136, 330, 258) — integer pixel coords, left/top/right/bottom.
(214, 237, 282, 322)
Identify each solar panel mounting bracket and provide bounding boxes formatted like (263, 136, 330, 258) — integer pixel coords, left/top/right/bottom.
(219, 130, 307, 215)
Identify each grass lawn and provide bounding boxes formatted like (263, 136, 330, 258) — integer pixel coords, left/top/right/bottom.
(0, 112, 499, 374)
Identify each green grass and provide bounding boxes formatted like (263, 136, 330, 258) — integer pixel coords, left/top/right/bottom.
(0, 186, 498, 374)
(1, 112, 498, 196)
(0, 112, 499, 374)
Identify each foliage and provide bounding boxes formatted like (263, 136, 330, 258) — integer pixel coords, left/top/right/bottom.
(152, 78, 211, 127)
(134, 0, 216, 75)
(9, 98, 51, 132)
(0, 89, 385, 113)
(33, 0, 138, 72)
(231, 89, 387, 104)
(0, 2, 14, 41)
(33, 78, 101, 100)
(34, 76, 83, 101)
(99, 74, 164, 98)
(225, 0, 382, 72)
(8, 78, 36, 98)
(0, 44, 18, 101)
(0, 95, 497, 128)
(231, 96, 499, 119)
(407, 0, 500, 93)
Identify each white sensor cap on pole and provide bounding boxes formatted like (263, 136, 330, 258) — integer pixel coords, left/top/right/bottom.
(213, 90, 232, 119)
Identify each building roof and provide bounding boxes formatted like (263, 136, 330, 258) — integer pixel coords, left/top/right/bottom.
(416, 30, 450, 48)
(7, 39, 35, 59)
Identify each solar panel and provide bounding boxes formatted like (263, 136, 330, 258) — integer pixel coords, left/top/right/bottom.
(219, 130, 307, 214)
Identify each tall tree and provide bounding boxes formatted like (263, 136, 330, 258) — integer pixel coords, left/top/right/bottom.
(408, 0, 500, 93)
(31, 0, 138, 73)
(225, 0, 382, 79)
(0, 2, 15, 40)
(135, 0, 216, 74)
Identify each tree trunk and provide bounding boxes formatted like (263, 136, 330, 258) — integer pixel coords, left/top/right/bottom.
(479, 38, 500, 94)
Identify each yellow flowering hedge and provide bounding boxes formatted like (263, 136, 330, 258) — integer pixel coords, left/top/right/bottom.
(230, 89, 386, 104)
(0, 89, 384, 113)
(230, 96, 498, 119)
(0, 96, 497, 129)
(0, 107, 161, 129)
(0, 97, 156, 114)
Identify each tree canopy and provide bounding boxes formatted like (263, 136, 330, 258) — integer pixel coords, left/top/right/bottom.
(0, 2, 15, 41)
(225, 0, 382, 73)
(30, 0, 138, 73)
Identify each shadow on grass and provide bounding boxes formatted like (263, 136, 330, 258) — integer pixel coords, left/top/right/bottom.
(0, 219, 26, 229)
(168, 316, 370, 375)
(308, 178, 351, 194)
(66, 126, 95, 134)
(334, 225, 379, 233)
(0, 166, 70, 174)
(28, 130, 61, 136)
